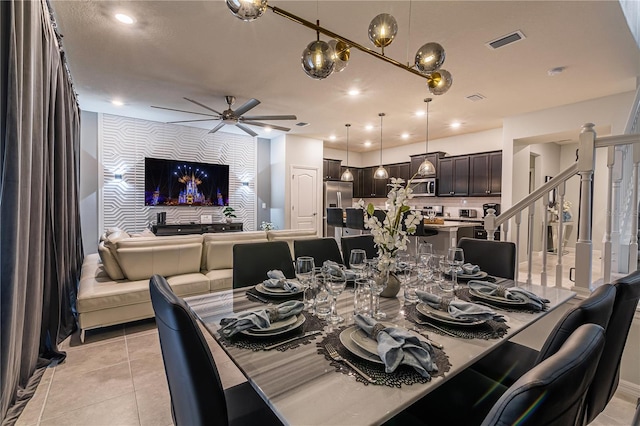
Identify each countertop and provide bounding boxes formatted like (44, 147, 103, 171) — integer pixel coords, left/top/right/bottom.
(422, 220, 479, 229)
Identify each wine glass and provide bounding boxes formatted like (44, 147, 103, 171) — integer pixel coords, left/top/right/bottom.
(417, 242, 433, 263)
(323, 264, 347, 324)
(397, 253, 417, 302)
(369, 259, 388, 319)
(417, 253, 433, 291)
(296, 256, 315, 311)
(349, 249, 367, 278)
(447, 247, 465, 293)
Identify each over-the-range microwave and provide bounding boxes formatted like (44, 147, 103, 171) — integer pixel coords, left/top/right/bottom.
(411, 178, 437, 197)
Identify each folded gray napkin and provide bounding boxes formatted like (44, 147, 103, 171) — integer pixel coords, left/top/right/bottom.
(462, 263, 480, 274)
(415, 290, 504, 322)
(354, 314, 437, 378)
(468, 281, 550, 311)
(263, 270, 303, 292)
(219, 300, 304, 337)
(322, 261, 357, 280)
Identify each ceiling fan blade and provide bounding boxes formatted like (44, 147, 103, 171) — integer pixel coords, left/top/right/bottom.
(167, 118, 218, 124)
(242, 115, 297, 121)
(242, 121, 291, 132)
(184, 97, 223, 115)
(236, 123, 258, 137)
(151, 105, 217, 117)
(208, 122, 226, 134)
(234, 98, 261, 116)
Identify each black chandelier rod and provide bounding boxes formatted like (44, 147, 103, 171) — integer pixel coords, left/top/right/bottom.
(268, 5, 429, 80)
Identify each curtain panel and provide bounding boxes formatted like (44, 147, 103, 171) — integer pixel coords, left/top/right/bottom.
(1, 0, 83, 423)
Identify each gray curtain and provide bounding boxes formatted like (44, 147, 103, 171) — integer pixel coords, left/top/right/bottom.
(1, 0, 83, 423)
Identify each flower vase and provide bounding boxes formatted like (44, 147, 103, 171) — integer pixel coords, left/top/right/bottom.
(377, 269, 401, 298)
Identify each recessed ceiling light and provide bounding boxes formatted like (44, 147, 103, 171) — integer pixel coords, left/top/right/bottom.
(365, 124, 373, 131)
(329, 135, 336, 141)
(547, 66, 566, 76)
(348, 89, 360, 96)
(115, 13, 136, 25)
(364, 141, 372, 147)
(451, 121, 461, 129)
(415, 110, 425, 117)
(401, 133, 409, 139)
(111, 99, 124, 106)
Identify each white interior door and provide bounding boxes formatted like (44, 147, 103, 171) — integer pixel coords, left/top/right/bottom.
(291, 166, 318, 231)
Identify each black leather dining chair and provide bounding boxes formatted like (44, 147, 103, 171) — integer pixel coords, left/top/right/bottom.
(581, 270, 640, 424)
(232, 241, 295, 289)
(345, 208, 367, 230)
(457, 237, 517, 279)
(326, 207, 345, 228)
(481, 323, 605, 426)
(149, 275, 282, 426)
(294, 238, 343, 266)
(341, 235, 377, 268)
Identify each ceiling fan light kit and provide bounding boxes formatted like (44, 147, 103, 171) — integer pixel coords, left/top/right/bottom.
(226, 1, 452, 94)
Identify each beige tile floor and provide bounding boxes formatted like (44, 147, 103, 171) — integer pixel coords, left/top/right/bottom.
(16, 255, 638, 425)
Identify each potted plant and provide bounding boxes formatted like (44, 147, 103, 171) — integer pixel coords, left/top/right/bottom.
(222, 206, 236, 223)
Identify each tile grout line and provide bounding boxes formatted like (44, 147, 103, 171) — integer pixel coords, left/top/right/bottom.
(124, 331, 143, 426)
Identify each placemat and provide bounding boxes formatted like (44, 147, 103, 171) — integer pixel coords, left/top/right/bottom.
(405, 304, 509, 340)
(457, 287, 548, 314)
(219, 313, 326, 352)
(317, 327, 451, 387)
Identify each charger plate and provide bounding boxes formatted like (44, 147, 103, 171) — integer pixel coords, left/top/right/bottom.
(416, 303, 486, 327)
(241, 315, 305, 337)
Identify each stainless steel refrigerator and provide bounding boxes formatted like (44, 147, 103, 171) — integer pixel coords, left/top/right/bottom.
(323, 181, 353, 237)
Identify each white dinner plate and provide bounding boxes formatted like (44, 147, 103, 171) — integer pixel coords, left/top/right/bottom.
(245, 315, 298, 334)
(447, 271, 488, 280)
(416, 303, 486, 327)
(255, 283, 303, 297)
(339, 326, 383, 364)
(240, 315, 305, 337)
(468, 288, 529, 306)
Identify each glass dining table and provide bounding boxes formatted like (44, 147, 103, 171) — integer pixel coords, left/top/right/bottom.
(185, 281, 575, 425)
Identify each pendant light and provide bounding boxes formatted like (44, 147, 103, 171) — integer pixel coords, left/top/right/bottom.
(340, 124, 354, 181)
(417, 98, 436, 176)
(374, 113, 389, 179)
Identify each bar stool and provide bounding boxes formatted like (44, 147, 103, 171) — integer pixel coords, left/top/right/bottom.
(345, 208, 367, 233)
(326, 207, 345, 241)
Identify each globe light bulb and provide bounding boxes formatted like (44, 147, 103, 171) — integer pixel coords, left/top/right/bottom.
(301, 40, 335, 80)
(226, 0, 268, 22)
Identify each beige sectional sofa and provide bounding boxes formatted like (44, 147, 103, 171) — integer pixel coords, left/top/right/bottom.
(78, 228, 317, 341)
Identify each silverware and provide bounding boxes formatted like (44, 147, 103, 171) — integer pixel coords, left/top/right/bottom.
(412, 315, 459, 338)
(325, 343, 376, 384)
(247, 292, 269, 303)
(263, 330, 322, 351)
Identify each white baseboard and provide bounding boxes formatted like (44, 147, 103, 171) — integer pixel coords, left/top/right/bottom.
(617, 379, 640, 401)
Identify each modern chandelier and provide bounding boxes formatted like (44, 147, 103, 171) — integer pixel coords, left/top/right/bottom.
(225, 0, 453, 94)
(417, 98, 436, 176)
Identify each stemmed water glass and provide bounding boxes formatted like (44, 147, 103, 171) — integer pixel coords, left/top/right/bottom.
(368, 259, 388, 319)
(397, 253, 417, 302)
(296, 256, 315, 312)
(349, 249, 367, 278)
(323, 264, 347, 324)
(447, 247, 465, 294)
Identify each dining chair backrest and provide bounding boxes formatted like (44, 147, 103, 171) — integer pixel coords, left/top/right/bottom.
(457, 237, 517, 279)
(345, 208, 366, 230)
(232, 241, 295, 289)
(481, 323, 605, 426)
(149, 274, 228, 426)
(582, 270, 640, 424)
(341, 235, 377, 268)
(371, 209, 386, 224)
(294, 238, 343, 267)
(326, 208, 345, 227)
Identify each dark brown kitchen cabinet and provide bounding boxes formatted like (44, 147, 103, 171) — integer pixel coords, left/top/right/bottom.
(409, 152, 444, 177)
(323, 159, 342, 180)
(469, 151, 502, 196)
(437, 156, 469, 196)
(361, 166, 387, 197)
(340, 166, 363, 198)
(387, 162, 411, 183)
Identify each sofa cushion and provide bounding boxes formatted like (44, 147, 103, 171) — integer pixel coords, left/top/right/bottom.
(205, 269, 233, 292)
(202, 231, 267, 270)
(116, 242, 203, 281)
(98, 242, 125, 280)
(77, 272, 209, 313)
(266, 229, 318, 257)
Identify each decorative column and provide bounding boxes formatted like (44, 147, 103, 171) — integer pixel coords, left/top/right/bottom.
(573, 123, 596, 296)
(555, 182, 566, 287)
(628, 143, 639, 273)
(602, 147, 615, 284)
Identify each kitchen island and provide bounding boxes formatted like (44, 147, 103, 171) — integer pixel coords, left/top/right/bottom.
(411, 220, 477, 255)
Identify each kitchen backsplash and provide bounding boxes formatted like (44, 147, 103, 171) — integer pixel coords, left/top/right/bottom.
(357, 195, 501, 218)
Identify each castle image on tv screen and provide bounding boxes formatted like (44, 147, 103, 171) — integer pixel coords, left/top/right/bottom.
(144, 158, 229, 207)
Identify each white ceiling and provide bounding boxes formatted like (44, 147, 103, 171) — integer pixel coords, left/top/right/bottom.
(51, 1, 639, 152)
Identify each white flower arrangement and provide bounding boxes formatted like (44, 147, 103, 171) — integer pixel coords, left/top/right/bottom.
(357, 177, 422, 272)
(260, 221, 276, 231)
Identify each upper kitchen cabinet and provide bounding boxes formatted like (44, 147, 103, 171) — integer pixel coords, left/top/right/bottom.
(437, 156, 469, 196)
(387, 162, 411, 182)
(323, 159, 342, 180)
(469, 151, 502, 196)
(409, 152, 445, 177)
(341, 166, 364, 199)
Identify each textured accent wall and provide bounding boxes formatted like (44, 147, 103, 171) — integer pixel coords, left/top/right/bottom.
(100, 114, 256, 232)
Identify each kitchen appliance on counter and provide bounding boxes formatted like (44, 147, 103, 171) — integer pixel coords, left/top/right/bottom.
(422, 205, 443, 218)
(412, 178, 437, 197)
(459, 209, 478, 218)
(323, 181, 353, 238)
(475, 203, 501, 239)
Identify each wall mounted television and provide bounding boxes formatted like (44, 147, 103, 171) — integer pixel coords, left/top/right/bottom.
(144, 157, 229, 206)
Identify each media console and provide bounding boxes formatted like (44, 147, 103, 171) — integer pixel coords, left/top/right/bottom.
(152, 222, 243, 236)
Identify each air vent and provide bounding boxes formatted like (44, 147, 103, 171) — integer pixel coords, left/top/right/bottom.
(466, 93, 486, 102)
(296, 122, 310, 127)
(486, 30, 526, 50)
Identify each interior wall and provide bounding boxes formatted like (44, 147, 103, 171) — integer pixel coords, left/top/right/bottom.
(95, 113, 257, 234)
(323, 147, 364, 168)
(256, 137, 271, 230)
(80, 111, 100, 255)
(270, 135, 286, 230)
(529, 142, 562, 252)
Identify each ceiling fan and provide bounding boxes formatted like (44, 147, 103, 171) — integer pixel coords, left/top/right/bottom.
(151, 96, 297, 137)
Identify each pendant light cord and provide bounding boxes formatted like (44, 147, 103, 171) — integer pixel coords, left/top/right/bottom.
(425, 98, 431, 153)
(379, 113, 384, 166)
(346, 124, 350, 166)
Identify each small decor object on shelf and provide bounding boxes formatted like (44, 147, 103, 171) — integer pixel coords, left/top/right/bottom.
(260, 221, 275, 231)
(548, 200, 572, 222)
(223, 206, 237, 223)
(358, 177, 422, 297)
